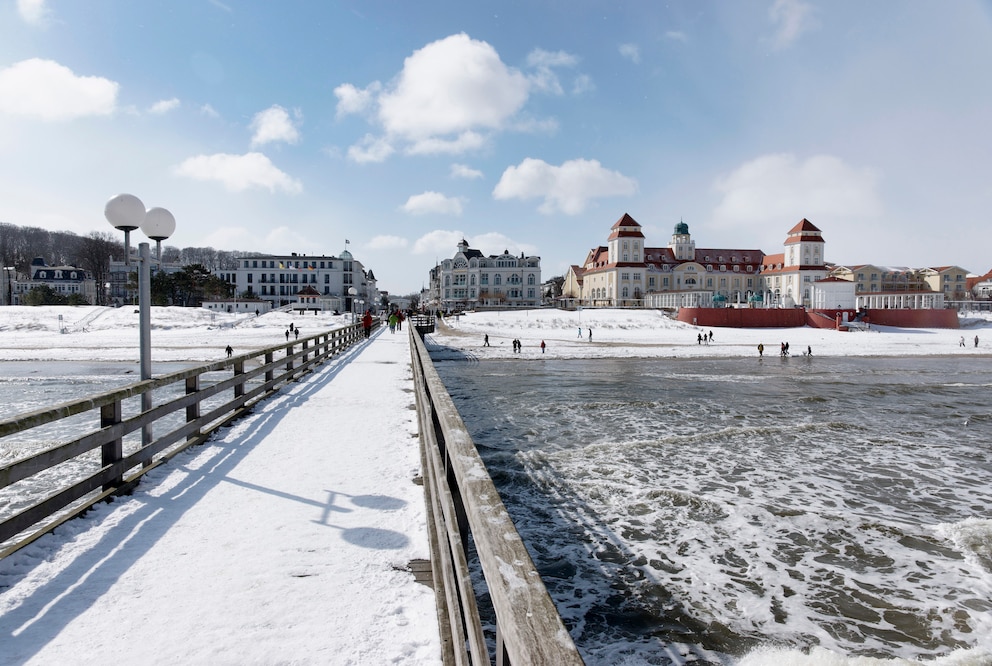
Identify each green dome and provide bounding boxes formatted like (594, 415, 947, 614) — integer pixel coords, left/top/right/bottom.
(674, 221, 689, 235)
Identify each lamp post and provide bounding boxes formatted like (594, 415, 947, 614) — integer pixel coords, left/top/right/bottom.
(2, 266, 14, 306)
(348, 286, 357, 323)
(105, 194, 175, 450)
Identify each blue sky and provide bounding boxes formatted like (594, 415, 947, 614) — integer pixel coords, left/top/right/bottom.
(2, 1, 990, 294)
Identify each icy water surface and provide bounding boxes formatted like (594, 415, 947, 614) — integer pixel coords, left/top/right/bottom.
(435, 355, 992, 664)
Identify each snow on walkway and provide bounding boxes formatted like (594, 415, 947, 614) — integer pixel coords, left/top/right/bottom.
(0, 328, 441, 665)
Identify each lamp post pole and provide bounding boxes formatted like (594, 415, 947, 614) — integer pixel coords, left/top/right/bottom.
(105, 195, 175, 452)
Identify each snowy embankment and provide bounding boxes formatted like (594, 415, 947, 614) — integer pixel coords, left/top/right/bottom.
(428, 308, 992, 360)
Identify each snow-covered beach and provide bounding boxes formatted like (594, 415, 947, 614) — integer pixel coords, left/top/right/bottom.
(427, 307, 992, 360)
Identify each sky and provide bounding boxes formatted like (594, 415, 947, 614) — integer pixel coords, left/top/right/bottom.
(1, 1, 991, 296)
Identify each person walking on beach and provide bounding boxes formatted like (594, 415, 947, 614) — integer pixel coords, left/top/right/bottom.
(483, 334, 490, 347)
(784, 342, 790, 355)
(976, 336, 980, 348)
(757, 343, 764, 357)
(708, 330, 714, 342)
(578, 327, 582, 338)
(960, 336, 966, 347)
(540, 340, 546, 353)
(806, 345, 812, 356)
(226, 345, 233, 358)
(698, 333, 703, 345)
(285, 329, 290, 342)
(295, 328, 300, 340)
(588, 328, 592, 341)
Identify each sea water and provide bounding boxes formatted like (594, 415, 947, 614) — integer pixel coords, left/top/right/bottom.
(434, 355, 992, 665)
(0, 361, 250, 536)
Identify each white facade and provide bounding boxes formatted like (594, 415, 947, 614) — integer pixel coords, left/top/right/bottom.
(428, 240, 542, 310)
(235, 250, 377, 312)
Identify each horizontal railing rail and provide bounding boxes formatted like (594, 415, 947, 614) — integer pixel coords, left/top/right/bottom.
(0, 320, 376, 557)
(408, 327, 584, 666)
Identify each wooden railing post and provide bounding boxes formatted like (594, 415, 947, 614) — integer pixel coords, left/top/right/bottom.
(265, 351, 274, 383)
(286, 343, 294, 375)
(100, 399, 123, 491)
(234, 359, 245, 400)
(186, 375, 200, 442)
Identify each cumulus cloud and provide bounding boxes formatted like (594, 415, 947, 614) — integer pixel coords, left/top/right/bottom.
(378, 34, 529, 146)
(200, 104, 220, 118)
(711, 153, 882, 229)
(468, 232, 538, 258)
(493, 157, 638, 215)
(250, 105, 301, 147)
(401, 191, 464, 216)
(173, 152, 303, 194)
(347, 134, 395, 163)
(769, 0, 817, 50)
(17, 0, 49, 24)
(0, 58, 118, 120)
(334, 82, 380, 118)
(412, 230, 465, 255)
(149, 98, 180, 114)
(368, 235, 409, 250)
(619, 43, 641, 64)
(339, 33, 579, 161)
(450, 163, 483, 180)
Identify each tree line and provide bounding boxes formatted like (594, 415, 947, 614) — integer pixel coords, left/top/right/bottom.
(0, 222, 259, 306)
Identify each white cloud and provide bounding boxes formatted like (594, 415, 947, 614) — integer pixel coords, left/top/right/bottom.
(493, 157, 638, 215)
(526, 48, 579, 94)
(368, 235, 409, 250)
(711, 153, 882, 230)
(0, 59, 118, 121)
(149, 98, 180, 114)
(769, 0, 817, 50)
(200, 104, 220, 118)
(347, 134, 395, 163)
(619, 43, 641, 64)
(571, 74, 594, 95)
(412, 230, 465, 256)
(467, 232, 538, 258)
(173, 152, 303, 194)
(450, 163, 483, 180)
(334, 82, 380, 118)
(665, 31, 688, 43)
(405, 131, 487, 156)
(377, 34, 529, 142)
(250, 105, 301, 147)
(401, 191, 464, 216)
(17, 0, 49, 25)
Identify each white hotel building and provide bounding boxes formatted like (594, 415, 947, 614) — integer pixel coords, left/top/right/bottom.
(427, 239, 542, 311)
(234, 250, 377, 313)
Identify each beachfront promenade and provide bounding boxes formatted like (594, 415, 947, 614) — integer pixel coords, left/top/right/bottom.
(0, 329, 441, 664)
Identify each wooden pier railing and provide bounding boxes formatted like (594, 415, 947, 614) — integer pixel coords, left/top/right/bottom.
(0, 321, 373, 557)
(408, 326, 584, 666)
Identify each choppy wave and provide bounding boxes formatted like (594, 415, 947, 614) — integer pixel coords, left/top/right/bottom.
(439, 355, 992, 664)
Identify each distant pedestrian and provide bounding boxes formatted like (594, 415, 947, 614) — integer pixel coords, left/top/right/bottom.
(226, 345, 233, 358)
(285, 329, 290, 341)
(362, 310, 373, 338)
(540, 340, 546, 353)
(484, 334, 490, 347)
(757, 343, 764, 357)
(295, 328, 300, 340)
(588, 328, 592, 341)
(388, 312, 398, 333)
(806, 345, 812, 356)
(578, 327, 582, 337)
(708, 330, 714, 342)
(960, 336, 966, 347)
(697, 333, 702, 345)
(289, 322, 294, 332)
(780, 342, 786, 357)
(785, 342, 790, 355)
(975, 336, 980, 348)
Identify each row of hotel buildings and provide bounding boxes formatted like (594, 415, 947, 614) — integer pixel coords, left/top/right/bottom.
(425, 214, 991, 312)
(1, 248, 382, 315)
